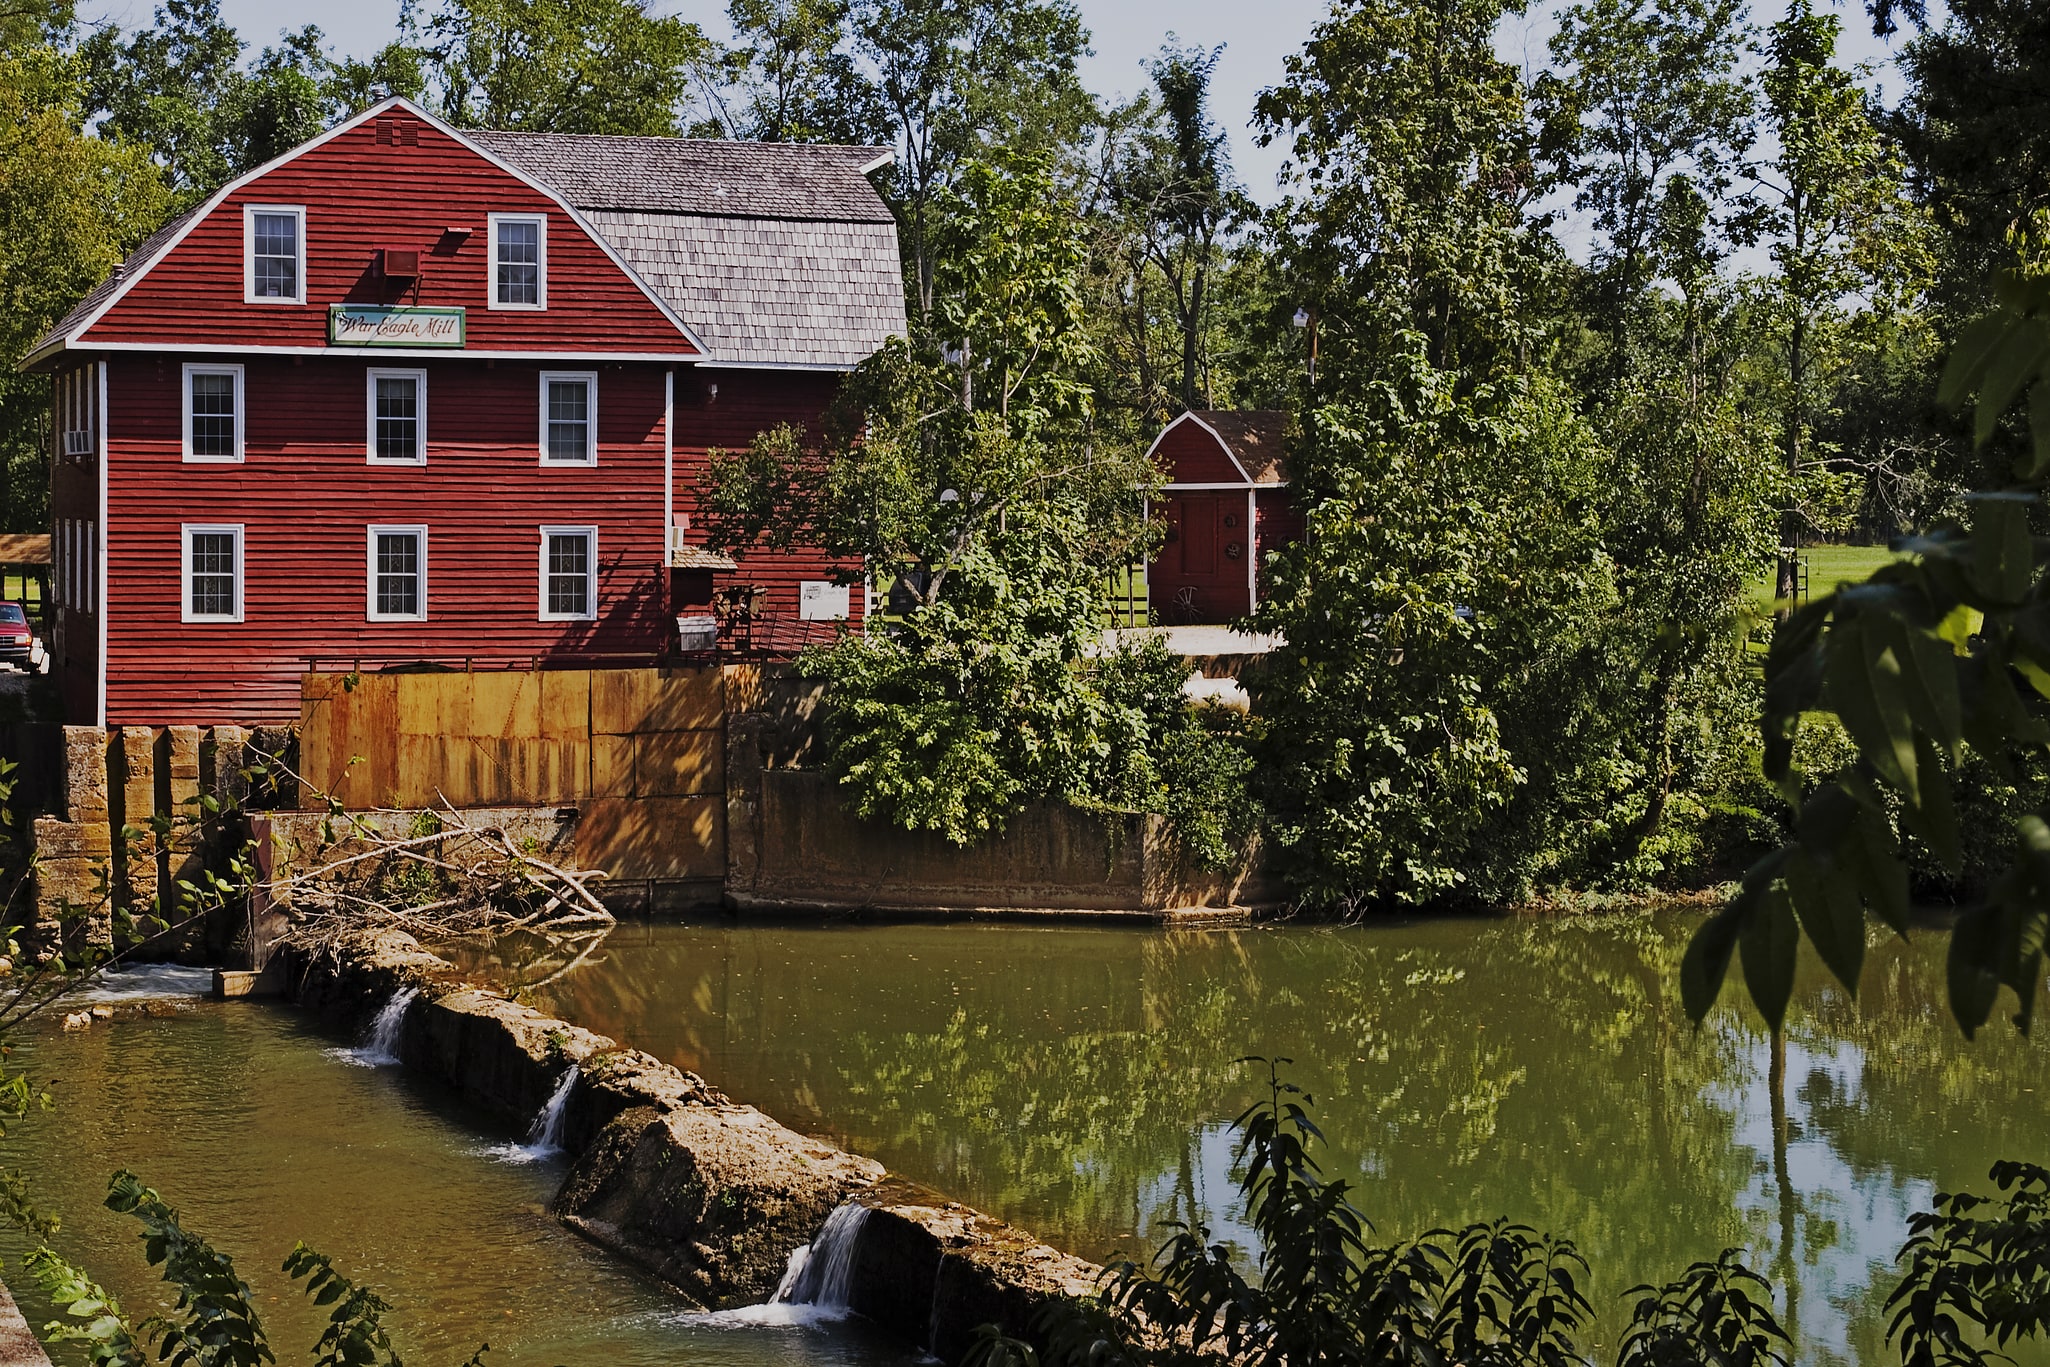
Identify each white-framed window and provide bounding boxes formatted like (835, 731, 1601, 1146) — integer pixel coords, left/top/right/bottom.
(366, 368, 427, 464)
(488, 213, 547, 309)
(366, 525, 428, 622)
(181, 524, 244, 623)
(244, 204, 306, 304)
(182, 363, 244, 463)
(538, 526, 597, 621)
(538, 371, 597, 465)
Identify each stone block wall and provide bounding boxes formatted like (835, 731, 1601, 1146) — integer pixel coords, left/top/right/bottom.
(25, 723, 265, 954)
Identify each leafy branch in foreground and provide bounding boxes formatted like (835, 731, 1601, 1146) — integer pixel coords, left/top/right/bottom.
(28, 1171, 488, 1367)
(1685, 270, 2050, 1036)
(1887, 1160, 2050, 1367)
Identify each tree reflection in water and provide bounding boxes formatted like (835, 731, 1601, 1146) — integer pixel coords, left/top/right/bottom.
(461, 913, 2049, 1365)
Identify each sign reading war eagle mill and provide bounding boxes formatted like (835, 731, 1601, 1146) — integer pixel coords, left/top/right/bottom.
(328, 305, 466, 347)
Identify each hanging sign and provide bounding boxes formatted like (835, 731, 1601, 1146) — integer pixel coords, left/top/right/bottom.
(328, 305, 466, 347)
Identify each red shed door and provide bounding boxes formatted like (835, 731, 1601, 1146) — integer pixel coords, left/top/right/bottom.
(1152, 493, 1243, 623)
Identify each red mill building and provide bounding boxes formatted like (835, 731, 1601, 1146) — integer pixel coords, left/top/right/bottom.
(24, 97, 904, 727)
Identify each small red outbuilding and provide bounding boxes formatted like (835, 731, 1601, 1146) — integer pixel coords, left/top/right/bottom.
(1145, 410, 1300, 625)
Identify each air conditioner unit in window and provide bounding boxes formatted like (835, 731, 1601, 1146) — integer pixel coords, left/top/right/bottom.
(62, 431, 92, 457)
(380, 248, 421, 280)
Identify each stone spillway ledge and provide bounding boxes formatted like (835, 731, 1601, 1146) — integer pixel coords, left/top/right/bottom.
(280, 931, 1102, 1358)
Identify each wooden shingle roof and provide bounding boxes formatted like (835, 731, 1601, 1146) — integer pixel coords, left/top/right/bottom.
(470, 130, 906, 370)
(1191, 411, 1291, 484)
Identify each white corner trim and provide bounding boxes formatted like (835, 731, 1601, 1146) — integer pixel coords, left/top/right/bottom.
(96, 360, 108, 726)
(364, 367, 428, 464)
(538, 524, 599, 622)
(663, 368, 674, 569)
(537, 370, 598, 466)
(180, 362, 245, 463)
(365, 524, 429, 622)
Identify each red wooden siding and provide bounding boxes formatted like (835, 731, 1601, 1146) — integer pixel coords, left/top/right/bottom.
(669, 368, 866, 646)
(1254, 486, 1303, 602)
(101, 354, 674, 726)
(1153, 418, 1245, 485)
(81, 116, 694, 357)
(1149, 491, 1256, 624)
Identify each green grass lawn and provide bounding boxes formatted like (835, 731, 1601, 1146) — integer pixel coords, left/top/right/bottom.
(1747, 543, 1903, 615)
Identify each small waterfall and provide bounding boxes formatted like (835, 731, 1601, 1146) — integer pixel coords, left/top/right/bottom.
(772, 1202, 870, 1310)
(527, 1064, 579, 1154)
(338, 988, 417, 1067)
(483, 1064, 579, 1163)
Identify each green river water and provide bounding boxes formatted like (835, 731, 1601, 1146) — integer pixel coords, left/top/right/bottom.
(467, 912, 2048, 1367)
(6, 912, 2045, 1367)
(2, 970, 921, 1367)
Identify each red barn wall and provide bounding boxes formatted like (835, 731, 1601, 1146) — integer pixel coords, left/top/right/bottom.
(101, 353, 673, 726)
(1254, 486, 1303, 603)
(670, 368, 866, 647)
(82, 116, 691, 357)
(1151, 419, 1245, 485)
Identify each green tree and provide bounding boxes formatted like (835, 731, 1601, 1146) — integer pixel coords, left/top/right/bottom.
(1099, 41, 1246, 416)
(76, 1, 329, 199)
(704, 155, 1175, 842)
(400, 0, 721, 135)
(722, 0, 879, 143)
(1253, 0, 1552, 381)
(849, 0, 1095, 320)
(1685, 265, 2050, 1039)
(1537, 0, 1754, 380)
(0, 43, 172, 533)
(1890, 0, 2050, 320)
(1741, 0, 1930, 606)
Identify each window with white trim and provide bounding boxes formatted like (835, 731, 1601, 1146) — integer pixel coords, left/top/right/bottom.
(366, 369, 427, 463)
(539, 526, 596, 621)
(489, 213, 546, 309)
(182, 524, 243, 623)
(367, 526, 427, 621)
(182, 363, 244, 462)
(244, 205, 305, 303)
(539, 371, 596, 465)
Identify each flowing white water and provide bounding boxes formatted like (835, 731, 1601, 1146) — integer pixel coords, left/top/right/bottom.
(481, 1064, 579, 1164)
(332, 988, 417, 1067)
(772, 1203, 870, 1309)
(679, 1202, 873, 1332)
(72, 964, 215, 1004)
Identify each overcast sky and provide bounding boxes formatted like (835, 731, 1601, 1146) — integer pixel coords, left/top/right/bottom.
(84, 0, 1923, 209)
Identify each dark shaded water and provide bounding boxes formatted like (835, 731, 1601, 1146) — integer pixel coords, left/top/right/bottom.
(469, 914, 2050, 1366)
(1, 975, 919, 1367)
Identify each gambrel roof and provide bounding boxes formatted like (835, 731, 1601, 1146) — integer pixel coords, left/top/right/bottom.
(471, 130, 907, 370)
(26, 101, 906, 372)
(1146, 410, 1293, 487)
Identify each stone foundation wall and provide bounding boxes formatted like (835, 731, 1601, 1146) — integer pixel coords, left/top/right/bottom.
(285, 933, 1102, 1356)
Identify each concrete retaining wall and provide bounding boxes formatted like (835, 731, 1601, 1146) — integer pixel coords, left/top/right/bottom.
(726, 765, 1280, 918)
(284, 932, 1103, 1357)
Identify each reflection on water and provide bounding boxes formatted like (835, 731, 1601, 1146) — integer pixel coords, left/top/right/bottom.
(1, 997, 919, 1367)
(479, 914, 2049, 1365)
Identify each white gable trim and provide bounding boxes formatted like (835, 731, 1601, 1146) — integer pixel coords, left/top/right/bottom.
(1141, 411, 1254, 484)
(57, 97, 710, 360)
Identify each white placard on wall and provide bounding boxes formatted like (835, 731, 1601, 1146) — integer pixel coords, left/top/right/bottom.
(799, 580, 851, 621)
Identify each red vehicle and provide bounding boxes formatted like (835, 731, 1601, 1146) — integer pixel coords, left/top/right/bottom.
(0, 603, 30, 669)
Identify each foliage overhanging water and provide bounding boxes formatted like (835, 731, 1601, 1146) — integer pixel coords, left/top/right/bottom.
(459, 911, 2049, 1367)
